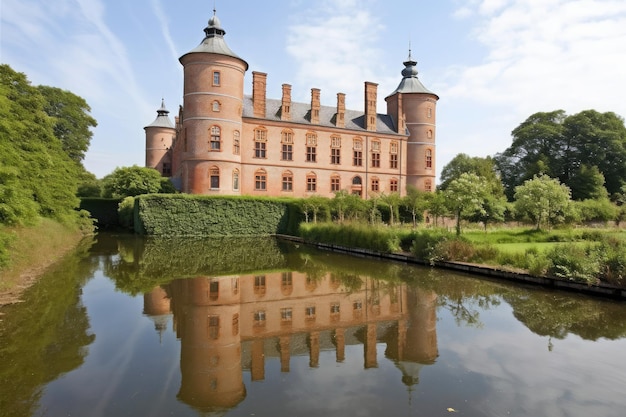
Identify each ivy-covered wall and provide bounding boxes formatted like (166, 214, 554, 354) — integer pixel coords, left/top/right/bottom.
(133, 194, 302, 236)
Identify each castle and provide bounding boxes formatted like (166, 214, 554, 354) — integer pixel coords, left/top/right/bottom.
(145, 11, 438, 198)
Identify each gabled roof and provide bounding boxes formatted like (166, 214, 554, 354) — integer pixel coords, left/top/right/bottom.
(242, 96, 402, 136)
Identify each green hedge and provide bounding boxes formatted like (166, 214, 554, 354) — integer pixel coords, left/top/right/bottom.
(133, 194, 303, 236)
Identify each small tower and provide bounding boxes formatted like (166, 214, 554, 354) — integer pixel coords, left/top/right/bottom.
(178, 10, 248, 194)
(145, 99, 175, 177)
(386, 50, 439, 192)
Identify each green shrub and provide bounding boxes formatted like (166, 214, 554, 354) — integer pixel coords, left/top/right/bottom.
(546, 245, 601, 284)
(118, 197, 135, 230)
(299, 222, 403, 253)
(598, 238, 626, 287)
(411, 229, 456, 263)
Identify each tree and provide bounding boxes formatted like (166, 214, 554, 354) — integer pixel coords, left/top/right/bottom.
(0, 64, 82, 225)
(379, 192, 402, 225)
(513, 174, 572, 229)
(425, 190, 448, 227)
(496, 110, 626, 199)
(402, 185, 429, 227)
(37, 85, 97, 164)
(101, 166, 173, 198)
(443, 173, 490, 235)
(439, 153, 504, 196)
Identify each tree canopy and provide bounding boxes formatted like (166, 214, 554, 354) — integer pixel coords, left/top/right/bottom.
(101, 165, 175, 198)
(513, 174, 572, 229)
(0, 64, 88, 226)
(495, 110, 626, 200)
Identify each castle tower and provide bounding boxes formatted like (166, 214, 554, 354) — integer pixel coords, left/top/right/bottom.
(144, 99, 175, 177)
(385, 51, 438, 192)
(178, 10, 248, 194)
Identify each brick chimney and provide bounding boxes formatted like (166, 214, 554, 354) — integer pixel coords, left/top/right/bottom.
(365, 82, 378, 131)
(281, 84, 292, 121)
(336, 93, 345, 128)
(252, 71, 267, 118)
(310, 88, 320, 124)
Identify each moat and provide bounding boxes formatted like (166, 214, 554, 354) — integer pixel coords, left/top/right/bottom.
(1, 233, 626, 417)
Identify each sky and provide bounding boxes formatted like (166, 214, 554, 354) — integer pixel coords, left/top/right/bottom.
(2, 0, 626, 181)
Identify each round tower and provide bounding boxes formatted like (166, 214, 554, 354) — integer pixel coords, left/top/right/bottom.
(385, 51, 439, 192)
(144, 99, 175, 177)
(178, 11, 248, 194)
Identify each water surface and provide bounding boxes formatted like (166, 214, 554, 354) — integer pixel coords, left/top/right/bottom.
(1, 233, 625, 417)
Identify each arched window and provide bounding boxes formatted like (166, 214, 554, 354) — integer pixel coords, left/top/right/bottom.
(352, 176, 362, 185)
(232, 169, 240, 191)
(282, 170, 293, 191)
(212, 100, 220, 112)
(306, 172, 317, 192)
(390, 178, 398, 192)
(427, 129, 433, 139)
(209, 126, 221, 151)
(331, 174, 341, 192)
(209, 166, 220, 189)
(233, 130, 240, 155)
(426, 149, 433, 169)
(255, 169, 267, 190)
(371, 177, 379, 192)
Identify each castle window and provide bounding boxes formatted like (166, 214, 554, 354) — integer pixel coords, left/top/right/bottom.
(331, 148, 341, 165)
(426, 149, 433, 169)
(331, 135, 341, 148)
(306, 173, 317, 192)
(353, 138, 363, 166)
(209, 126, 221, 151)
(254, 310, 266, 325)
(371, 177, 379, 192)
(306, 132, 317, 162)
(281, 272, 293, 295)
(425, 179, 433, 192)
(390, 178, 398, 192)
(208, 315, 219, 340)
(254, 275, 266, 295)
(162, 162, 171, 176)
(209, 166, 220, 189)
(232, 313, 239, 336)
(281, 308, 293, 322)
(212, 101, 220, 112)
(330, 303, 340, 314)
(427, 129, 433, 139)
(371, 152, 380, 168)
(209, 280, 219, 301)
(254, 128, 267, 159)
(233, 131, 240, 155)
(213, 71, 221, 86)
(331, 175, 340, 192)
(390, 141, 398, 169)
(282, 130, 293, 161)
(233, 169, 239, 191)
(282, 171, 293, 191)
(352, 176, 362, 185)
(428, 107, 432, 118)
(255, 169, 267, 191)
(305, 306, 316, 320)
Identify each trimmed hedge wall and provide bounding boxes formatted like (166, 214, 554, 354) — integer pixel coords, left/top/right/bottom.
(133, 194, 303, 236)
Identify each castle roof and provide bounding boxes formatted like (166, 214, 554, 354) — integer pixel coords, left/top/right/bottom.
(144, 99, 175, 129)
(387, 51, 438, 99)
(242, 96, 402, 136)
(180, 10, 249, 70)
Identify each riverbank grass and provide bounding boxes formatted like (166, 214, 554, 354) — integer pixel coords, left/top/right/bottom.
(0, 219, 87, 294)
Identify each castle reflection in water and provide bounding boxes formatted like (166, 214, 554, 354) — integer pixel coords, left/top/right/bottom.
(143, 271, 438, 411)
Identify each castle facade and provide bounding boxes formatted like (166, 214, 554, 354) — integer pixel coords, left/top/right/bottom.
(145, 12, 438, 198)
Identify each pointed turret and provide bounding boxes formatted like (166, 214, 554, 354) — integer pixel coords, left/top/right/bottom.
(145, 99, 175, 176)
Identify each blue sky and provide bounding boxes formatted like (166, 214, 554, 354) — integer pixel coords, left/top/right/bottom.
(2, 0, 626, 181)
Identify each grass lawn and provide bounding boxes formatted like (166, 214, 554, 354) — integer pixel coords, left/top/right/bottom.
(490, 241, 591, 254)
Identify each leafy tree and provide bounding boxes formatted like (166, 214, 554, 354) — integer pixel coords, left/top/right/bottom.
(468, 193, 507, 231)
(331, 190, 364, 223)
(425, 190, 448, 227)
(101, 165, 173, 198)
(379, 192, 402, 225)
(496, 110, 626, 199)
(0, 64, 82, 225)
(301, 196, 329, 223)
(37, 85, 97, 164)
(402, 185, 429, 227)
(513, 174, 572, 229)
(443, 173, 490, 235)
(439, 153, 504, 195)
